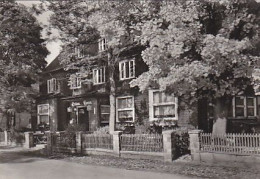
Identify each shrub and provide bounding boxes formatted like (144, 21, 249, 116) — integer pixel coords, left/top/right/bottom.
(9, 128, 25, 145)
(55, 124, 84, 148)
(174, 130, 190, 158)
(93, 126, 109, 134)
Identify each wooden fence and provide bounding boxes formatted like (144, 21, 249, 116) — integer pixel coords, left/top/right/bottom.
(200, 133, 260, 155)
(82, 134, 113, 150)
(52, 132, 76, 153)
(120, 134, 163, 152)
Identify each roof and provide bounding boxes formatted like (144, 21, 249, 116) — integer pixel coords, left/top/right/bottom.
(43, 51, 65, 73)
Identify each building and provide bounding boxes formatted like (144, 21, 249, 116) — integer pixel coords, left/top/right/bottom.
(36, 36, 260, 134)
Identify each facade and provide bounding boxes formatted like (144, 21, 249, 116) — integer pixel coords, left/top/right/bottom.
(36, 37, 260, 133)
(36, 34, 199, 133)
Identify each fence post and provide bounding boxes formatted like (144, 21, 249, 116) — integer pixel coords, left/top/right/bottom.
(4, 130, 8, 145)
(24, 132, 34, 148)
(188, 129, 202, 161)
(46, 132, 53, 155)
(76, 131, 83, 154)
(112, 131, 122, 157)
(162, 130, 175, 163)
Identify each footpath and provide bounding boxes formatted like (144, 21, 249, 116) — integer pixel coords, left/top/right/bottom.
(0, 145, 259, 179)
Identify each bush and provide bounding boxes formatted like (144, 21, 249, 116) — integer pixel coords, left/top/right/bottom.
(174, 130, 190, 158)
(56, 124, 84, 148)
(93, 126, 109, 134)
(9, 128, 25, 145)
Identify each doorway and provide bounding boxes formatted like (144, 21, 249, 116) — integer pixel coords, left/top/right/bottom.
(77, 107, 89, 131)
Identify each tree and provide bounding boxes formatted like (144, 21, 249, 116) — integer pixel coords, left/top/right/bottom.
(0, 1, 48, 120)
(130, 0, 260, 132)
(43, 0, 160, 133)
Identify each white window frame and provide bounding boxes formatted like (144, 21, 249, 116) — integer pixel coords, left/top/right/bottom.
(75, 46, 85, 58)
(93, 67, 105, 85)
(37, 104, 50, 125)
(47, 78, 57, 94)
(98, 38, 107, 52)
(149, 90, 178, 121)
(100, 105, 110, 124)
(232, 96, 257, 118)
(116, 96, 135, 122)
(70, 77, 81, 89)
(119, 60, 135, 80)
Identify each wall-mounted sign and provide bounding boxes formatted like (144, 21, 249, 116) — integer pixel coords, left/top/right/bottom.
(72, 102, 81, 106)
(87, 105, 92, 111)
(67, 107, 72, 112)
(83, 100, 92, 106)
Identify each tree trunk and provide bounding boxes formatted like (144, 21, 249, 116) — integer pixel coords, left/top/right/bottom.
(108, 51, 116, 134)
(212, 97, 230, 135)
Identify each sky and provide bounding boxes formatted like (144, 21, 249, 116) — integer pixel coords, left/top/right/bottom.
(17, 1, 62, 65)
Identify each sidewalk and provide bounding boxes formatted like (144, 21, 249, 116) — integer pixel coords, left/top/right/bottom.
(0, 146, 259, 178)
(62, 154, 260, 178)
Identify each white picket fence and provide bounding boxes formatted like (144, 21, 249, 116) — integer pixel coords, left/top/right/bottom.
(200, 133, 260, 155)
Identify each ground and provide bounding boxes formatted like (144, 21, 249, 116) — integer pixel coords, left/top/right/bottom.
(0, 145, 259, 179)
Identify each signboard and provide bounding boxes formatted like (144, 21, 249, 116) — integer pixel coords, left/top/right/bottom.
(83, 100, 92, 106)
(72, 102, 81, 106)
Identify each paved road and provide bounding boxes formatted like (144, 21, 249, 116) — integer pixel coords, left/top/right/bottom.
(0, 146, 192, 179)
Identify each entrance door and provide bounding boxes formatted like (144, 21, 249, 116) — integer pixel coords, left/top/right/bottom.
(77, 107, 89, 131)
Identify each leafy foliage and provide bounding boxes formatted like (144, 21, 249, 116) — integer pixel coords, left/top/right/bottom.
(0, 1, 48, 112)
(130, 0, 260, 103)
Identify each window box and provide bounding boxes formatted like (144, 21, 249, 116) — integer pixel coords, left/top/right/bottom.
(119, 60, 135, 80)
(149, 90, 178, 121)
(116, 96, 135, 122)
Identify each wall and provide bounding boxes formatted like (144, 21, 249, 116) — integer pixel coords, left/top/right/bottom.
(61, 97, 100, 132)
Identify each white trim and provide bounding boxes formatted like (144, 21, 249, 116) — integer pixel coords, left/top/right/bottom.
(149, 90, 178, 121)
(47, 78, 57, 94)
(119, 60, 135, 80)
(98, 38, 107, 52)
(116, 96, 135, 122)
(93, 67, 106, 85)
(70, 77, 81, 89)
(37, 104, 50, 125)
(233, 96, 257, 117)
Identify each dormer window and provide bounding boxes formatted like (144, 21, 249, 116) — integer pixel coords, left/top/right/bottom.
(70, 77, 81, 89)
(93, 67, 105, 84)
(119, 60, 135, 80)
(98, 38, 107, 52)
(47, 78, 58, 94)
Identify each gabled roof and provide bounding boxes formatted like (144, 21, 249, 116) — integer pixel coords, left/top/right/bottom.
(43, 51, 65, 73)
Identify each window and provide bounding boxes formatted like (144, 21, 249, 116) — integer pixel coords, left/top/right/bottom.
(116, 96, 135, 122)
(149, 90, 178, 121)
(233, 96, 257, 117)
(93, 67, 105, 84)
(100, 105, 110, 124)
(37, 104, 49, 125)
(47, 78, 59, 94)
(119, 60, 135, 80)
(75, 45, 87, 58)
(98, 38, 107, 52)
(70, 77, 81, 89)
